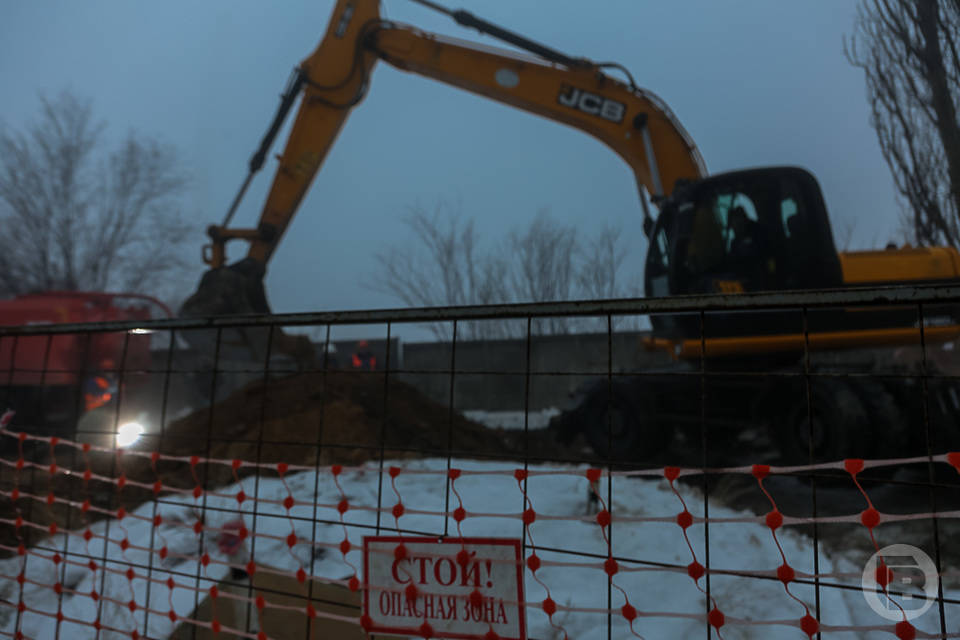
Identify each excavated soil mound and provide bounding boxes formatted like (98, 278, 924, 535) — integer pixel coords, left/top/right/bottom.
(2, 371, 571, 548)
(160, 369, 524, 469)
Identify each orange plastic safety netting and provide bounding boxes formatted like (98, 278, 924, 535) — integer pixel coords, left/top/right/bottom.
(1, 409, 960, 639)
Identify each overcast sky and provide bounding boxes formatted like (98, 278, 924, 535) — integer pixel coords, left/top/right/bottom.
(0, 1, 896, 339)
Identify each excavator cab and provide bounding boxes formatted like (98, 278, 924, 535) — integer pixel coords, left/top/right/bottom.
(645, 167, 844, 339)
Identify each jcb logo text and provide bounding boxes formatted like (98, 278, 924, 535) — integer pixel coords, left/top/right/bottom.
(557, 85, 625, 123)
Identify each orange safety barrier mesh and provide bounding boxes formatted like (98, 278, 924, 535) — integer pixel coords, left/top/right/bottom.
(2, 409, 960, 639)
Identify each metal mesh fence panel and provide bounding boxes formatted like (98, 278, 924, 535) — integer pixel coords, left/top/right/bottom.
(0, 285, 959, 639)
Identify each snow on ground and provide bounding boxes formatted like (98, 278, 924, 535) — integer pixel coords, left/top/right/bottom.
(463, 409, 560, 431)
(2, 458, 956, 639)
(0, 497, 232, 639)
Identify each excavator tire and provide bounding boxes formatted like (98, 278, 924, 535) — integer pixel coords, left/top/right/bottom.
(851, 376, 960, 483)
(929, 378, 960, 452)
(848, 377, 912, 479)
(853, 378, 913, 453)
(900, 377, 960, 485)
(583, 381, 671, 464)
(771, 378, 871, 465)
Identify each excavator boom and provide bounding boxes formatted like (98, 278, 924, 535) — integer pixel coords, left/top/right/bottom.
(371, 24, 705, 203)
(181, 0, 705, 321)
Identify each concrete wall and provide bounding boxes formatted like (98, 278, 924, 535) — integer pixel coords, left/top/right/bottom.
(148, 333, 672, 414)
(396, 331, 672, 411)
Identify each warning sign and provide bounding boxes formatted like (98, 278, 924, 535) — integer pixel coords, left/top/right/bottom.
(363, 536, 526, 640)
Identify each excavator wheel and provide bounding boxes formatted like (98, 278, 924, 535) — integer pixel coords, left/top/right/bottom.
(929, 378, 960, 452)
(771, 378, 871, 466)
(851, 376, 960, 483)
(912, 377, 960, 484)
(848, 378, 912, 479)
(851, 378, 917, 454)
(583, 381, 671, 465)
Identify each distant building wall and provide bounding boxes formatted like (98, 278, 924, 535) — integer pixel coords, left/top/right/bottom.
(396, 331, 671, 411)
(170, 333, 672, 412)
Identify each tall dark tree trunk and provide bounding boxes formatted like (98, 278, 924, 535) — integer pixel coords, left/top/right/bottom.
(847, 0, 960, 247)
(918, 0, 960, 224)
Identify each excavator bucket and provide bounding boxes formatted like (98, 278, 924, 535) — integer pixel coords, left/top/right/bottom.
(178, 259, 315, 404)
(179, 258, 271, 319)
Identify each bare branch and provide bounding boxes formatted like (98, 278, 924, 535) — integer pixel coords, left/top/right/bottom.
(0, 90, 194, 302)
(368, 203, 637, 338)
(847, 0, 960, 248)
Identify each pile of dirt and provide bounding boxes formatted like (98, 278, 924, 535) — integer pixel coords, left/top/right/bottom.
(160, 370, 524, 467)
(2, 370, 572, 548)
(144, 369, 575, 487)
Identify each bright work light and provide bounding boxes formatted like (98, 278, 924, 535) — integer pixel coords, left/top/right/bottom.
(116, 421, 144, 448)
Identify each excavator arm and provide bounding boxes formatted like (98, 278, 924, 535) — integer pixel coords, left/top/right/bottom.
(181, 0, 706, 319)
(371, 23, 706, 207)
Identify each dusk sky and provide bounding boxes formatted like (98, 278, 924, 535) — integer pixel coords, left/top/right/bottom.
(1, 1, 897, 339)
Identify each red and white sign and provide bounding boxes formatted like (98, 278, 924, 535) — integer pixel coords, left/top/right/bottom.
(363, 536, 526, 640)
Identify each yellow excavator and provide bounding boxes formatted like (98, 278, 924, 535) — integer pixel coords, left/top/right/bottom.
(180, 0, 960, 463)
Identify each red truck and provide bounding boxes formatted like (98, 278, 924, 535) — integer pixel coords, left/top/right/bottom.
(0, 292, 170, 436)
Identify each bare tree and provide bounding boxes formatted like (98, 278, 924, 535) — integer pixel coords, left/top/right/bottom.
(577, 224, 627, 299)
(833, 216, 859, 252)
(0, 91, 193, 301)
(575, 223, 643, 331)
(371, 201, 516, 340)
(372, 202, 636, 339)
(507, 209, 577, 335)
(846, 0, 960, 247)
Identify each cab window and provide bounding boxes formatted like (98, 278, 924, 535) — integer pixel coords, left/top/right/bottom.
(685, 189, 766, 277)
(781, 198, 799, 238)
